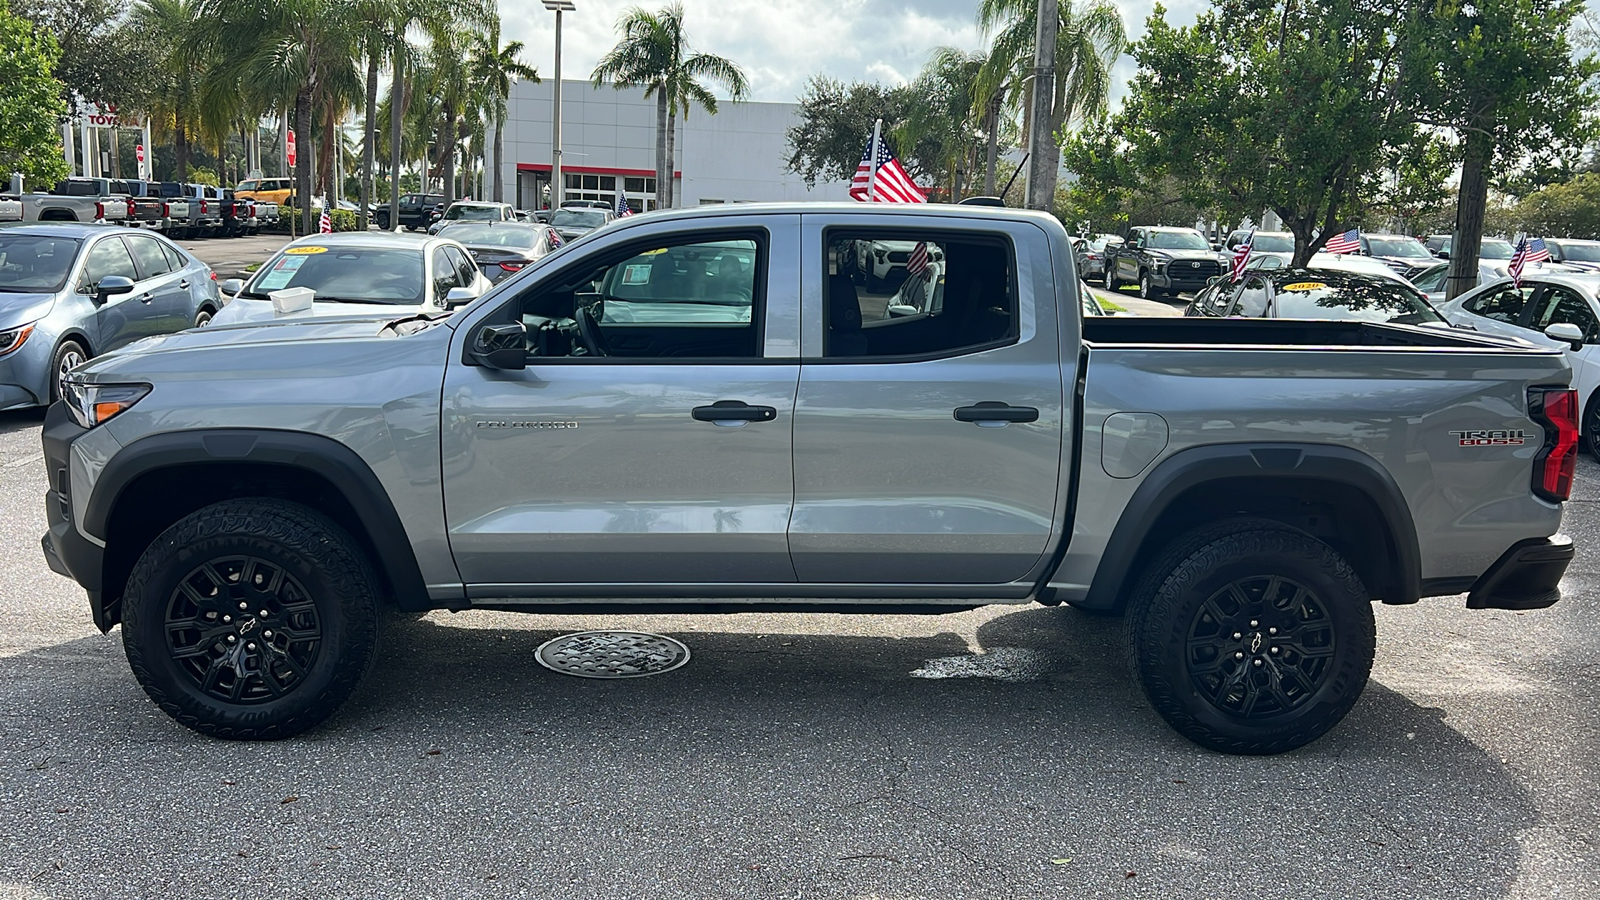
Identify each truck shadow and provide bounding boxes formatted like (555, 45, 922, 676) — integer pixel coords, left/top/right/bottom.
(0, 604, 1561, 897)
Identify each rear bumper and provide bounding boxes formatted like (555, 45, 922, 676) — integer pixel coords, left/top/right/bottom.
(1465, 534, 1573, 610)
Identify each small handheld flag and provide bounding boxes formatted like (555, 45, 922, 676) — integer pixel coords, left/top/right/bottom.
(1323, 228, 1359, 254)
(1509, 237, 1550, 286)
(616, 193, 633, 217)
(1231, 230, 1255, 282)
(318, 204, 332, 234)
(849, 119, 926, 204)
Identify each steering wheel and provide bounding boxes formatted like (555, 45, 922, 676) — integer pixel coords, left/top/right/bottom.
(575, 305, 611, 357)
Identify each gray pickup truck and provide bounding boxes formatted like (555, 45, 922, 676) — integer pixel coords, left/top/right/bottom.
(39, 204, 1578, 754)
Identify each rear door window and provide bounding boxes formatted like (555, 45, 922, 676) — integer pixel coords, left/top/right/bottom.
(1463, 284, 1535, 325)
(124, 234, 174, 279)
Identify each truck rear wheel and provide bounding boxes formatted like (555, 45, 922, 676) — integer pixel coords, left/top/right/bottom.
(120, 499, 380, 740)
(1124, 520, 1375, 755)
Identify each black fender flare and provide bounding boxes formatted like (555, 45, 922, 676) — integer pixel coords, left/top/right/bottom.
(87, 428, 431, 610)
(1076, 442, 1421, 609)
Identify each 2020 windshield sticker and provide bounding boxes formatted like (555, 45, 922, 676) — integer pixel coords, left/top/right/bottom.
(1451, 429, 1526, 447)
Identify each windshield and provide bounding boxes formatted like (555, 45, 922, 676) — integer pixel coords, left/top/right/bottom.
(1251, 234, 1294, 252)
(439, 224, 540, 249)
(603, 241, 756, 312)
(1558, 242, 1600, 261)
(246, 246, 426, 304)
(444, 205, 498, 221)
(1272, 279, 1444, 325)
(1480, 239, 1516, 259)
(1148, 231, 1210, 251)
(551, 210, 605, 228)
(1411, 266, 1447, 291)
(0, 234, 80, 293)
(1366, 237, 1431, 258)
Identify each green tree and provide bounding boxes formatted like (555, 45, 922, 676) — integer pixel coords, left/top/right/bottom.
(1092, 0, 1419, 266)
(978, 0, 1125, 204)
(592, 2, 748, 209)
(132, 0, 206, 179)
(1509, 173, 1600, 239)
(0, 0, 70, 184)
(1403, 0, 1599, 298)
(469, 18, 537, 205)
(896, 48, 987, 201)
(783, 77, 954, 191)
(12, 0, 151, 111)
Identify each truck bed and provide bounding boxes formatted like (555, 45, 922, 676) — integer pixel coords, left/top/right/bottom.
(1082, 316, 1524, 350)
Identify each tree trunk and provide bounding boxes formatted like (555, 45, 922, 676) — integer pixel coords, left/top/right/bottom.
(389, 43, 405, 227)
(654, 90, 668, 209)
(984, 94, 999, 196)
(665, 108, 676, 208)
(1024, 0, 1059, 210)
(492, 111, 505, 203)
(442, 102, 456, 207)
(318, 100, 337, 204)
(361, 52, 378, 229)
(1448, 126, 1493, 301)
(176, 124, 189, 180)
(296, 87, 313, 234)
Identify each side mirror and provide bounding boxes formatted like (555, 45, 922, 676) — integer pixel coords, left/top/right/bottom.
(1436, 249, 1450, 259)
(1545, 322, 1586, 351)
(445, 286, 479, 309)
(220, 278, 245, 296)
(472, 321, 527, 370)
(93, 275, 135, 303)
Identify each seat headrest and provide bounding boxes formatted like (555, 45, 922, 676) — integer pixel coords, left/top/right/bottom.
(828, 273, 861, 332)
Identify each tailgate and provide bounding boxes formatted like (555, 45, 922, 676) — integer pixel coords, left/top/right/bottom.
(0, 198, 21, 222)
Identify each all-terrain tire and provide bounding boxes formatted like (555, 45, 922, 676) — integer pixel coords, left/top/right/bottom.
(121, 499, 380, 739)
(1123, 519, 1375, 755)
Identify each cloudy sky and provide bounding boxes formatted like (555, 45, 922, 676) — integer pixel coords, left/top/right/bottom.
(497, 0, 1210, 107)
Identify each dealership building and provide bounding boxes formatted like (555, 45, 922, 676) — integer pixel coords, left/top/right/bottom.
(492, 79, 852, 212)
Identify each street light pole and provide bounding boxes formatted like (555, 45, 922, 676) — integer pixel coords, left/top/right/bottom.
(543, 0, 575, 210)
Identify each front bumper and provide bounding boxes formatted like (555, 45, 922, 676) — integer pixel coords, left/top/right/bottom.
(37, 402, 109, 628)
(1466, 534, 1573, 610)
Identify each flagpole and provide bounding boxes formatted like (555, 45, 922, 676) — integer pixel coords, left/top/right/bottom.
(867, 119, 882, 203)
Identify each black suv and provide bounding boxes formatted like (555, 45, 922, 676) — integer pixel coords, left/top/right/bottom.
(373, 192, 445, 231)
(1104, 226, 1224, 299)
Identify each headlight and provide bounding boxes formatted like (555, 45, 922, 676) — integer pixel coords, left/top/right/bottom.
(0, 323, 34, 356)
(1151, 258, 1168, 271)
(60, 380, 151, 428)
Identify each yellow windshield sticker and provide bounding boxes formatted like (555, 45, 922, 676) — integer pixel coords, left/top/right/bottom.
(283, 246, 328, 255)
(1280, 281, 1326, 292)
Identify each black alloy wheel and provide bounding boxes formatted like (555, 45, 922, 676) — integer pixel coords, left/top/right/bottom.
(1586, 391, 1600, 463)
(121, 499, 379, 739)
(1125, 520, 1376, 755)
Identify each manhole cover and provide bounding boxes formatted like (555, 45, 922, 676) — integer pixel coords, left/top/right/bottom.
(535, 630, 691, 679)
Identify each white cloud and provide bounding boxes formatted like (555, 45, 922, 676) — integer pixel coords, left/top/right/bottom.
(497, 0, 1211, 105)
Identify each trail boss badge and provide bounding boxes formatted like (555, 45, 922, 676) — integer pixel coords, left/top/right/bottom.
(1450, 429, 1527, 447)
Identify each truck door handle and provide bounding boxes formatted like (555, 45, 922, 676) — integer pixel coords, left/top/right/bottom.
(692, 400, 777, 424)
(954, 401, 1039, 425)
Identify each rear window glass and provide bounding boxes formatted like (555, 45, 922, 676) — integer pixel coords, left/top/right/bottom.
(247, 246, 425, 305)
(1251, 234, 1294, 252)
(551, 210, 606, 228)
(439, 224, 541, 248)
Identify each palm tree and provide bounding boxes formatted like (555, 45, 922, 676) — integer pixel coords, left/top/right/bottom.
(131, 0, 206, 179)
(897, 48, 988, 201)
(591, 2, 748, 209)
(200, 0, 363, 232)
(469, 20, 538, 204)
(978, 0, 1125, 201)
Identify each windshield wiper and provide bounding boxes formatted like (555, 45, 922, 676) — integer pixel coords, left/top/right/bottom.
(313, 297, 405, 305)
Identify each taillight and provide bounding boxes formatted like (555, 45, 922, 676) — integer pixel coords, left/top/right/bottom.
(94, 201, 105, 219)
(1530, 387, 1579, 502)
(499, 262, 526, 272)
(209, 271, 217, 281)
(126, 198, 136, 217)
(162, 202, 171, 217)
(200, 201, 208, 214)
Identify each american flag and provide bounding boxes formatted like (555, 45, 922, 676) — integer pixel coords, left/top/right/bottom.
(1231, 230, 1255, 282)
(849, 137, 926, 204)
(616, 193, 633, 217)
(547, 228, 562, 250)
(906, 241, 930, 279)
(318, 205, 332, 234)
(1510, 236, 1550, 286)
(1323, 228, 1359, 254)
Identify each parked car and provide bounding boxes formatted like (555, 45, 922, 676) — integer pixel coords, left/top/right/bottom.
(42, 203, 1577, 756)
(212, 231, 491, 325)
(1185, 267, 1447, 326)
(1241, 251, 1412, 283)
(0, 176, 132, 226)
(0, 224, 219, 409)
(1104, 225, 1227, 298)
(372, 192, 445, 231)
(234, 177, 294, 206)
(1229, 231, 1297, 259)
(1356, 234, 1434, 276)
(1073, 234, 1123, 282)
(427, 201, 517, 235)
(560, 199, 614, 210)
(548, 206, 614, 244)
(109, 179, 169, 232)
(1408, 260, 1449, 305)
(1438, 272, 1600, 459)
(1543, 239, 1600, 273)
(1423, 235, 1580, 285)
(437, 221, 557, 284)
(158, 183, 222, 239)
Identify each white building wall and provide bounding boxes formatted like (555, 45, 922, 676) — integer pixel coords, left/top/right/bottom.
(500, 79, 851, 210)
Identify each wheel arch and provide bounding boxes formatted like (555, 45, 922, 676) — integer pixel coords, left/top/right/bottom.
(1072, 443, 1421, 612)
(87, 429, 430, 629)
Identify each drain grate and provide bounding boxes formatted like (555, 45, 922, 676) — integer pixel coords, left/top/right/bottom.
(535, 630, 692, 679)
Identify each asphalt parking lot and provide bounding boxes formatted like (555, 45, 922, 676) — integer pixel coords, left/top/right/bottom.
(1, 403, 1597, 899)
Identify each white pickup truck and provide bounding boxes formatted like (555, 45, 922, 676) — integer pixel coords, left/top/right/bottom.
(0, 176, 131, 225)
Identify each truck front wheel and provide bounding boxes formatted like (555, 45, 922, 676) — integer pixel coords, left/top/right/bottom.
(1125, 520, 1375, 755)
(120, 499, 380, 739)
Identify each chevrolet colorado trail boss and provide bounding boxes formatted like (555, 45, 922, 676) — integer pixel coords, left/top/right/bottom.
(40, 204, 1577, 754)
